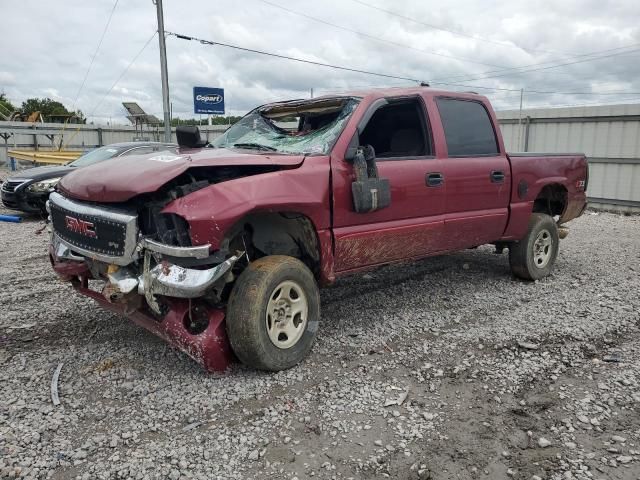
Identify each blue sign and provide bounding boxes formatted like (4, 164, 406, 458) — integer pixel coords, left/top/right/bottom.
(193, 87, 225, 115)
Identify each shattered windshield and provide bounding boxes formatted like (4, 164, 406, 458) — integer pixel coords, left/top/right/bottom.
(212, 98, 359, 155)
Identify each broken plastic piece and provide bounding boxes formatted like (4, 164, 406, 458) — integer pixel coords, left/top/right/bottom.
(51, 362, 63, 406)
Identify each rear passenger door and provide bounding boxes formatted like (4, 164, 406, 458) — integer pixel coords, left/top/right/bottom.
(331, 96, 446, 272)
(436, 97, 511, 249)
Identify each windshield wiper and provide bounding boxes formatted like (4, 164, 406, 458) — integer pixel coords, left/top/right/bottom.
(230, 142, 277, 152)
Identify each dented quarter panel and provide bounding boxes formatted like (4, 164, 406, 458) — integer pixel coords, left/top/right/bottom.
(501, 154, 588, 240)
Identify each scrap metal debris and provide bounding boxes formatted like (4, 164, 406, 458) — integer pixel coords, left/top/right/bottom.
(603, 352, 623, 363)
(182, 421, 205, 432)
(50, 362, 64, 406)
(384, 388, 410, 407)
(517, 340, 540, 350)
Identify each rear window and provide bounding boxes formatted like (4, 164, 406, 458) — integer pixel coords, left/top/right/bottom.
(436, 98, 499, 157)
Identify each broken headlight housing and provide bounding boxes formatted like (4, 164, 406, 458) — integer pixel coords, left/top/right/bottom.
(27, 177, 62, 193)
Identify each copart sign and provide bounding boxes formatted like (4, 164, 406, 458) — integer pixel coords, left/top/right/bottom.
(193, 86, 225, 115)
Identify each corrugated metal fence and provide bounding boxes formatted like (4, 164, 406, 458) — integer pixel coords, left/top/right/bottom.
(0, 121, 229, 164)
(497, 103, 640, 212)
(3, 104, 640, 212)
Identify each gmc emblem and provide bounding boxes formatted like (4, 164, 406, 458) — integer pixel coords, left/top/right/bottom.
(65, 215, 97, 238)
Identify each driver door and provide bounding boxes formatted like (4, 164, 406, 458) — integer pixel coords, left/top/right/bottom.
(331, 96, 446, 273)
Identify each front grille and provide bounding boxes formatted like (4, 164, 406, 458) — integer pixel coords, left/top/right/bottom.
(1, 180, 27, 193)
(48, 192, 138, 265)
(50, 202, 129, 256)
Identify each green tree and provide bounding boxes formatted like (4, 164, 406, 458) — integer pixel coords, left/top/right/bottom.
(0, 93, 16, 118)
(20, 97, 86, 123)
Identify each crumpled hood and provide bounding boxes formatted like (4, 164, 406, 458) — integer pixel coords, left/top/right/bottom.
(58, 147, 305, 203)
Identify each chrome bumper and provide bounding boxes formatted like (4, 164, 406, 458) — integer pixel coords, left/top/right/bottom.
(139, 255, 239, 298)
(50, 233, 239, 299)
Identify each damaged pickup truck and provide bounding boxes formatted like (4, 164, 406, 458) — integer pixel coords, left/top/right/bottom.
(48, 87, 588, 372)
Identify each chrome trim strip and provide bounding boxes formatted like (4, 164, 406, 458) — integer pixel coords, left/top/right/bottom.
(53, 233, 134, 266)
(1, 179, 32, 192)
(142, 238, 211, 259)
(52, 235, 85, 262)
(49, 192, 136, 224)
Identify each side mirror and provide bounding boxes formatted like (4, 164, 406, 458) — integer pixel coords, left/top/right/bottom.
(176, 126, 207, 148)
(351, 145, 391, 213)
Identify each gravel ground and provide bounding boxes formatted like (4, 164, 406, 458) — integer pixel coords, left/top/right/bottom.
(1, 166, 640, 480)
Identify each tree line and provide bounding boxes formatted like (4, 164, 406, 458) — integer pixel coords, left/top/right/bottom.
(0, 94, 243, 125)
(0, 94, 85, 123)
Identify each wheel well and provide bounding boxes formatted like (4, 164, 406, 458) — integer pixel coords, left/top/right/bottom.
(225, 212, 321, 278)
(533, 184, 567, 217)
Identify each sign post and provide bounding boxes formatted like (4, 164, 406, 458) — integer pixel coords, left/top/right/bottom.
(193, 87, 225, 116)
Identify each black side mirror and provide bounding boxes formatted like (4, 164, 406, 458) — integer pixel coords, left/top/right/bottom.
(351, 145, 391, 213)
(177, 126, 207, 148)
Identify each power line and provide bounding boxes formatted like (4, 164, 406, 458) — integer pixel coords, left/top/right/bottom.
(89, 31, 157, 116)
(73, 0, 119, 109)
(257, 0, 640, 92)
(349, 0, 572, 57)
(166, 30, 640, 103)
(257, 0, 508, 69)
(429, 81, 640, 96)
(431, 43, 640, 83)
(441, 46, 640, 84)
(166, 31, 427, 84)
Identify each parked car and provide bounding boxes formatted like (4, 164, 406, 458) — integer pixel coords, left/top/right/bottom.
(47, 87, 588, 373)
(1, 142, 176, 213)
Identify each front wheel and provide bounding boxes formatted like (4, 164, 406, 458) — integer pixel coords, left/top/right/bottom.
(226, 255, 320, 371)
(509, 213, 559, 280)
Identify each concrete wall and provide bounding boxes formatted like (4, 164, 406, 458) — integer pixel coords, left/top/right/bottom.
(497, 104, 640, 212)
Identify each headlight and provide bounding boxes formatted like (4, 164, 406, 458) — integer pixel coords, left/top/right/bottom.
(27, 177, 62, 193)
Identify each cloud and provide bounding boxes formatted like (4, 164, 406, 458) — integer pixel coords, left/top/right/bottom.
(1, 0, 639, 123)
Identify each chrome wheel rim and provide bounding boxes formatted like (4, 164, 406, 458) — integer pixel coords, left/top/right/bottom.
(266, 280, 308, 349)
(533, 229, 553, 268)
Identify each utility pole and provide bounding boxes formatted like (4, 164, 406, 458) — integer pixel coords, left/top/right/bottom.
(310, 88, 314, 99)
(517, 88, 524, 151)
(154, 0, 172, 142)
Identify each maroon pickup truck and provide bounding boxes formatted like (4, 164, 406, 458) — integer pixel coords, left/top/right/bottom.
(48, 87, 588, 372)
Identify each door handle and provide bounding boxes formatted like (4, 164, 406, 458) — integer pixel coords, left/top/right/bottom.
(490, 170, 505, 183)
(426, 172, 444, 187)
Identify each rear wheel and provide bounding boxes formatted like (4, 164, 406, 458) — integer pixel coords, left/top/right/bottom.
(226, 255, 320, 371)
(509, 213, 559, 280)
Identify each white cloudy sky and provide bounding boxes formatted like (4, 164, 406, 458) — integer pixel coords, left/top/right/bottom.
(1, 0, 639, 124)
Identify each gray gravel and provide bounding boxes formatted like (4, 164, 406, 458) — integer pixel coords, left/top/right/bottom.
(1, 167, 640, 479)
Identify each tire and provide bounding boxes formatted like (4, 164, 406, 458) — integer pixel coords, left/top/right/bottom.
(226, 255, 320, 371)
(509, 213, 559, 280)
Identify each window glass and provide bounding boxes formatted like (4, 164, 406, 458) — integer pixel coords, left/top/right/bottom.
(68, 146, 125, 167)
(360, 100, 431, 158)
(436, 98, 499, 156)
(123, 146, 156, 156)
